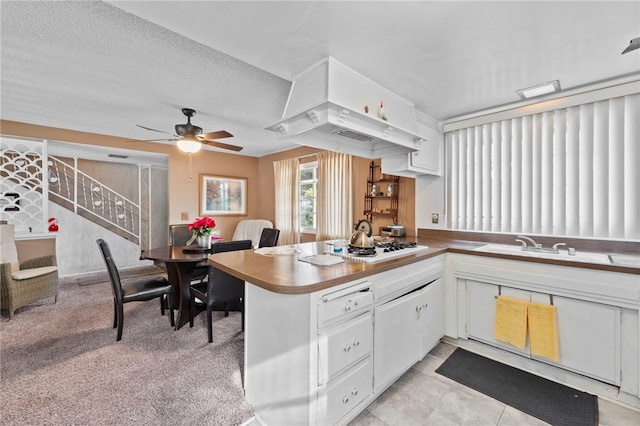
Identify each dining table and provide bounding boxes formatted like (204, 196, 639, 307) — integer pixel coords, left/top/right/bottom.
(141, 245, 212, 330)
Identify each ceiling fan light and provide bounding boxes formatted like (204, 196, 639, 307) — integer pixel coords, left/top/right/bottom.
(177, 138, 202, 153)
(516, 80, 561, 99)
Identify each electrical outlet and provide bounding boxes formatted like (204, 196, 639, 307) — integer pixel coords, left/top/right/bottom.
(432, 213, 439, 224)
(181, 212, 189, 221)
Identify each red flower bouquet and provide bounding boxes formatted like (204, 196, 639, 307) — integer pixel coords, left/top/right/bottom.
(188, 216, 216, 236)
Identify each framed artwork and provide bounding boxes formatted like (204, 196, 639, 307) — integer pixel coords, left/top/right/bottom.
(199, 174, 247, 216)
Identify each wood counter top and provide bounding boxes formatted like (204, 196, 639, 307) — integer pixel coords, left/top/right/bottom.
(208, 237, 639, 295)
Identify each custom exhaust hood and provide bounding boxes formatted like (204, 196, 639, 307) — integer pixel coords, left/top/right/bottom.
(267, 57, 426, 159)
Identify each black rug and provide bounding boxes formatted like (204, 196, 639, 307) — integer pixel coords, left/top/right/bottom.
(435, 348, 598, 426)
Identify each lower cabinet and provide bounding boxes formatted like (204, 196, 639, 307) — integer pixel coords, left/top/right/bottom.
(461, 265, 626, 388)
(374, 278, 444, 393)
(245, 256, 445, 425)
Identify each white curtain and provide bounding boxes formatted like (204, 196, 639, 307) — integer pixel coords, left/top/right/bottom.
(447, 92, 640, 240)
(273, 158, 300, 245)
(316, 151, 353, 240)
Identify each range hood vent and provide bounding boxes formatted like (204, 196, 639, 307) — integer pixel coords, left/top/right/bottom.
(333, 129, 373, 142)
(267, 57, 427, 159)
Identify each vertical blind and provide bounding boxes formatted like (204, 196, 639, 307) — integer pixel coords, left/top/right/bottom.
(447, 92, 639, 240)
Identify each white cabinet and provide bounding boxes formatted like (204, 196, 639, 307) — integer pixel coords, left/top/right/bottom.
(374, 287, 422, 392)
(453, 255, 633, 391)
(551, 295, 621, 385)
(245, 256, 445, 425)
(374, 277, 445, 392)
(419, 278, 445, 357)
(381, 121, 442, 177)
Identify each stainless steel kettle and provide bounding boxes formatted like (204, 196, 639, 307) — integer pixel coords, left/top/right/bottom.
(350, 219, 374, 248)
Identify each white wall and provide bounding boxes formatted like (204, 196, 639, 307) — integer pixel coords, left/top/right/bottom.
(50, 202, 152, 276)
(415, 174, 446, 230)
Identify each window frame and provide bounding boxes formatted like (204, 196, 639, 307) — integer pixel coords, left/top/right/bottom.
(299, 160, 318, 234)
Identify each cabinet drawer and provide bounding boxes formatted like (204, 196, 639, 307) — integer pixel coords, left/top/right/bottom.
(317, 358, 372, 426)
(318, 312, 373, 385)
(318, 284, 373, 327)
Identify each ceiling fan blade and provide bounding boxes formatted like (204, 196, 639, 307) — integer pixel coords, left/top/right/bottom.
(200, 130, 233, 140)
(201, 140, 243, 152)
(136, 124, 174, 135)
(124, 138, 178, 142)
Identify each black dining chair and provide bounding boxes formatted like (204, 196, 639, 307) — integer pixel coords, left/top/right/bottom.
(169, 224, 208, 284)
(97, 239, 175, 341)
(189, 239, 253, 343)
(258, 228, 280, 248)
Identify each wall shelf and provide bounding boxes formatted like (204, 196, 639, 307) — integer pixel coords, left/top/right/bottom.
(364, 161, 399, 224)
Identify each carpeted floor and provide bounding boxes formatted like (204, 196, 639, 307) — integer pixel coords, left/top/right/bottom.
(0, 269, 254, 425)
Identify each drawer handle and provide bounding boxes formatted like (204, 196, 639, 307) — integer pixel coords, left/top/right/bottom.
(344, 344, 352, 352)
(351, 388, 359, 396)
(342, 396, 349, 404)
(344, 304, 352, 312)
(353, 339, 360, 347)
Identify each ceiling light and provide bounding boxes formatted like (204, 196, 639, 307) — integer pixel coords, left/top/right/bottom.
(516, 80, 561, 100)
(177, 136, 202, 153)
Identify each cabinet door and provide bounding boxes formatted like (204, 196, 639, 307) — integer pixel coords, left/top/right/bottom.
(549, 296, 621, 385)
(419, 278, 445, 358)
(374, 290, 421, 392)
(467, 281, 530, 356)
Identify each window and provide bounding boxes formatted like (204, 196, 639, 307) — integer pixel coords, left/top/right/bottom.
(300, 161, 318, 233)
(446, 86, 639, 240)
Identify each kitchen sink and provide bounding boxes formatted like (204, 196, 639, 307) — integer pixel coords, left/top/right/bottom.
(473, 243, 613, 265)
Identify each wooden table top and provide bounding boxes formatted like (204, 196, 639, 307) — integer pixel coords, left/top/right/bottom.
(142, 246, 212, 263)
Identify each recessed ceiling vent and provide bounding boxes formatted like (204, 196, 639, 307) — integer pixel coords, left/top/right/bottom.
(333, 129, 373, 142)
(267, 57, 429, 159)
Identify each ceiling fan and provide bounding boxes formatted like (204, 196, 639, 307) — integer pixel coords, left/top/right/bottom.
(134, 108, 242, 153)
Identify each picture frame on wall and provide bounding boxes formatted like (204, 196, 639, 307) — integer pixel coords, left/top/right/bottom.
(199, 174, 247, 216)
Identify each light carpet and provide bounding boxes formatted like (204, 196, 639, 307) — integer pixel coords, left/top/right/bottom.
(0, 270, 254, 425)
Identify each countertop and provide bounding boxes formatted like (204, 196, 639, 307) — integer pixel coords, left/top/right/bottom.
(208, 236, 639, 295)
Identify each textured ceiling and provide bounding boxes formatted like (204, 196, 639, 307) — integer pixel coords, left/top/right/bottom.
(2, 1, 639, 158)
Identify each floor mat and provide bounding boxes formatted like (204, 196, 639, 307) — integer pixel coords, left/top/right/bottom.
(435, 348, 598, 426)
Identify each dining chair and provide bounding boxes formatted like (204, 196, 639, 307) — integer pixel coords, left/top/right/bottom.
(258, 228, 280, 248)
(168, 224, 208, 284)
(97, 239, 174, 341)
(189, 239, 253, 343)
(232, 219, 273, 248)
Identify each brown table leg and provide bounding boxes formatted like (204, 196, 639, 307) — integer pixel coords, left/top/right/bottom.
(164, 261, 198, 330)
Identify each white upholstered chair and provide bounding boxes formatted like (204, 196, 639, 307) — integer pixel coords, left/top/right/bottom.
(0, 224, 59, 318)
(232, 219, 274, 248)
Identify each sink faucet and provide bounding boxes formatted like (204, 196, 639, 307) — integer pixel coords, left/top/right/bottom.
(515, 235, 541, 251)
(515, 235, 568, 254)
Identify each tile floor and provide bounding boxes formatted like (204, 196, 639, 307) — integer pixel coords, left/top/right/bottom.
(348, 342, 640, 426)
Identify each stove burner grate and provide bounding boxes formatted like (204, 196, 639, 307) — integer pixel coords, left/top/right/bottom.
(347, 246, 378, 257)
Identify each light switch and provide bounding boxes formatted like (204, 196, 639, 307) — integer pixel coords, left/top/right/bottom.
(181, 212, 189, 221)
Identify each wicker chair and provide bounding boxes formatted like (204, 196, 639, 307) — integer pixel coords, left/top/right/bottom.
(0, 224, 59, 319)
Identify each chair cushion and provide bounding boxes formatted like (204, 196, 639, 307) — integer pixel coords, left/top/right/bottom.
(11, 266, 58, 280)
(122, 277, 173, 303)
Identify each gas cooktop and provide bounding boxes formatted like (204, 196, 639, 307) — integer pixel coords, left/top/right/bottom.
(336, 241, 429, 263)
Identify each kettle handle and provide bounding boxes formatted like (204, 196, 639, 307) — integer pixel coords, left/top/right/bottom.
(355, 219, 373, 237)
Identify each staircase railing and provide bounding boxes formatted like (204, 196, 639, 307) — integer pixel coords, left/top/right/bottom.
(48, 156, 140, 243)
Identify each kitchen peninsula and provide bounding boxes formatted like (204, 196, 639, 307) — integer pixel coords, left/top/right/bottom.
(208, 235, 640, 425)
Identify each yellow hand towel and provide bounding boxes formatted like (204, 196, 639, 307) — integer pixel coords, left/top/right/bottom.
(528, 302, 559, 362)
(494, 295, 528, 349)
